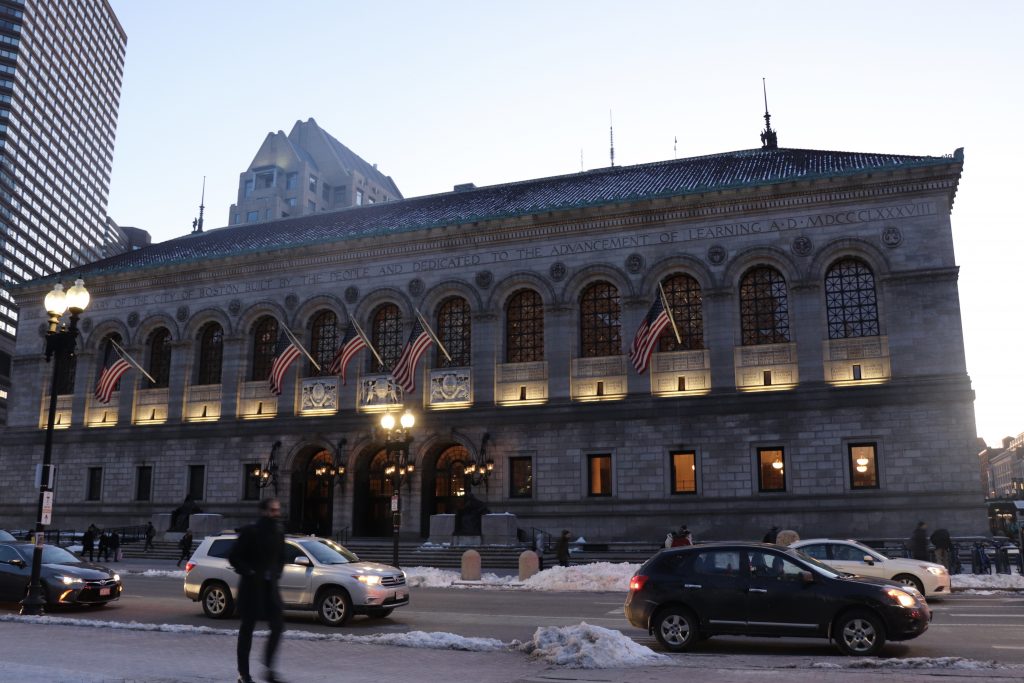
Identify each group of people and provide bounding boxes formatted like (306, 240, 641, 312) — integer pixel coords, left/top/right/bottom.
(910, 520, 955, 569)
(665, 524, 694, 547)
(80, 524, 122, 562)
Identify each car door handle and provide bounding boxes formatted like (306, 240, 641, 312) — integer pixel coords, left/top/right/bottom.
(748, 588, 768, 593)
(683, 583, 702, 589)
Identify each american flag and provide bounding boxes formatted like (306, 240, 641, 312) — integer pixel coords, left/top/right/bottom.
(328, 324, 367, 384)
(391, 318, 433, 393)
(629, 296, 672, 374)
(268, 333, 302, 395)
(94, 357, 132, 404)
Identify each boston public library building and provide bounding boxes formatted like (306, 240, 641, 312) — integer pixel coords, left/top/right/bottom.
(1, 129, 983, 542)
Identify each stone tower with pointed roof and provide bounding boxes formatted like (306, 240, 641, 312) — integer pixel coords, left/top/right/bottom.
(228, 118, 402, 225)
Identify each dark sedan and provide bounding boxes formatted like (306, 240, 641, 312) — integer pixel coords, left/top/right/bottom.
(625, 542, 930, 656)
(0, 541, 122, 607)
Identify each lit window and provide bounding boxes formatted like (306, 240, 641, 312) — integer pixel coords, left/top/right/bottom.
(671, 451, 696, 494)
(849, 443, 879, 489)
(587, 454, 612, 496)
(509, 457, 532, 498)
(757, 448, 786, 492)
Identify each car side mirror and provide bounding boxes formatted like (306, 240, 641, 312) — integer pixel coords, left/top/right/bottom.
(800, 570, 814, 584)
(292, 556, 311, 567)
(863, 555, 875, 565)
(3, 559, 26, 568)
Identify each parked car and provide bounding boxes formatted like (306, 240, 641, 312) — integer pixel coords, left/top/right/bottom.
(0, 530, 15, 542)
(0, 541, 122, 607)
(624, 542, 930, 656)
(790, 539, 950, 597)
(184, 533, 409, 626)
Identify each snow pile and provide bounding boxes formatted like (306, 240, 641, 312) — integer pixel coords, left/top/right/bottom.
(125, 569, 185, 578)
(521, 562, 639, 592)
(517, 622, 669, 668)
(952, 573, 1024, 590)
(812, 657, 998, 670)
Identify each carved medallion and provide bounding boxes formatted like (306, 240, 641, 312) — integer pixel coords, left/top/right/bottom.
(408, 278, 424, 297)
(344, 286, 359, 304)
(706, 245, 727, 265)
(625, 253, 644, 274)
(791, 236, 813, 257)
(881, 226, 903, 248)
(549, 262, 567, 282)
(127, 312, 139, 327)
(475, 271, 493, 289)
(228, 299, 242, 316)
(285, 293, 298, 310)
(176, 305, 189, 322)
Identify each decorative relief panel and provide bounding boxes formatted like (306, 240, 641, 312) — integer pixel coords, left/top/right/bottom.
(495, 361, 548, 405)
(650, 350, 712, 396)
(358, 374, 404, 412)
(85, 394, 120, 427)
(38, 394, 73, 430)
(300, 377, 339, 414)
(733, 342, 799, 390)
(570, 355, 627, 401)
(184, 384, 222, 422)
(824, 336, 891, 383)
(237, 380, 278, 419)
(428, 367, 472, 408)
(133, 387, 169, 425)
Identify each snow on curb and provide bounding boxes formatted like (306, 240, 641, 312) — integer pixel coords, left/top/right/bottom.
(952, 573, 1024, 590)
(516, 622, 671, 668)
(812, 656, 999, 670)
(404, 562, 639, 592)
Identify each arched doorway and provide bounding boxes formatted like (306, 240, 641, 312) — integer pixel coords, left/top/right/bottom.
(420, 445, 468, 536)
(288, 448, 335, 536)
(352, 448, 394, 537)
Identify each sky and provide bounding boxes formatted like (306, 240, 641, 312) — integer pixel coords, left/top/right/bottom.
(104, 1, 1024, 447)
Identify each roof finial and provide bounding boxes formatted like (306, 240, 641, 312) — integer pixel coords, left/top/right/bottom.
(192, 176, 206, 233)
(609, 110, 615, 167)
(760, 78, 778, 149)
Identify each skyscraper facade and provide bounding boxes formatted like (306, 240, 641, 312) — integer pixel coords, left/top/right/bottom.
(0, 0, 127, 418)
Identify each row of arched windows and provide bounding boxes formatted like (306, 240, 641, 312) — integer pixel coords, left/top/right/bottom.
(62, 258, 879, 395)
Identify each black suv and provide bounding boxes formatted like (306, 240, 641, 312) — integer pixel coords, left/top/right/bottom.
(624, 543, 930, 656)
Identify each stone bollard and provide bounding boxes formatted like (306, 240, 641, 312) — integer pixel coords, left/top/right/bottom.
(461, 549, 481, 581)
(519, 550, 540, 581)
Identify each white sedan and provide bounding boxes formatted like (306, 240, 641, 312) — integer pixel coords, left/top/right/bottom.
(791, 538, 951, 597)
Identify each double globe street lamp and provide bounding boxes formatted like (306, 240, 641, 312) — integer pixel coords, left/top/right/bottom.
(21, 279, 90, 616)
(377, 410, 415, 568)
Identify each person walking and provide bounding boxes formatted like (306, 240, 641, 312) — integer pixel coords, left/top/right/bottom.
(930, 527, 952, 569)
(555, 529, 571, 567)
(97, 530, 109, 562)
(176, 529, 194, 567)
(229, 497, 286, 683)
(82, 525, 96, 562)
(910, 521, 929, 561)
(109, 531, 121, 562)
(143, 522, 156, 552)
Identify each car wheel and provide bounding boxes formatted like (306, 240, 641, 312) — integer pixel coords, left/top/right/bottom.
(200, 582, 235, 619)
(367, 607, 393, 619)
(893, 574, 925, 595)
(316, 588, 353, 626)
(653, 606, 700, 652)
(834, 609, 886, 656)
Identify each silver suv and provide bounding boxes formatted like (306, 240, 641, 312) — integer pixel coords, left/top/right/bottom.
(183, 533, 409, 626)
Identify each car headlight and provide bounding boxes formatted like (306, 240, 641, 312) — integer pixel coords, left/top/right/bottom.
(925, 566, 946, 576)
(57, 575, 83, 585)
(357, 575, 382, 586)
(113, 574, 121, 582)
(886, 588, 917, 608)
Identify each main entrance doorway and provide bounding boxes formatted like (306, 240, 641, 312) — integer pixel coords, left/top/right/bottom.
(420, 445, 468, 537)
(353, 448, 395, 537)
(288, 448, 335, 536)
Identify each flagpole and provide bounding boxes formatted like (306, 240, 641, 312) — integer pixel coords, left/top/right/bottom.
(110, 339, 157, 384)
(281, 325, 320, 371)
(415, 308, 451, 362)
(351, 318, 384, 368)
(658, 281, 682, 344)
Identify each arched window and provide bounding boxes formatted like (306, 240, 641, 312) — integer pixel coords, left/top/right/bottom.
(195, 322, 223, 385)
(370, 303, 402, 373)
(97, 333, 124, 392)
(657, 274, 705, 351)
(825, 258, 879, 339)
(506, 289, 544, 363)
(146, 327, 172, 388)
(434, 445, 468, 504)
(251, 316, 278, 381)
(579, 281, 621, 358)
(308, 310, 339, 376)
(739, 266, 791, 345)
(436, 297, 471, 367)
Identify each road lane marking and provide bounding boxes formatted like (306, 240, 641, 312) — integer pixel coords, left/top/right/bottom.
(992, 645, 1024, 650)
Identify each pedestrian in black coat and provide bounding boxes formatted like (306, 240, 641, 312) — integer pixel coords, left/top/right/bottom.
(229, 498, 286, 683)
(109, 531, 120, 562)
(910, 521, 929, 561)
(555, 529, 571, 567)
(82, 525, 96, 562)
(144, 522, 156, 552)
(97, 531, 109, 562)
(176, 530, 193, 567)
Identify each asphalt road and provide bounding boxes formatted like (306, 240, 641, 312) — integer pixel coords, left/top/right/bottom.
(5, 574, 1024, 664)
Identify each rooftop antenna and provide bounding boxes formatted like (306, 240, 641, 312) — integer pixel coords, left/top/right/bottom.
(674, 135, 678, 159)
(580, 148, 584, 172)
(760, 78, 778, 149)
(192, 176, 206, 233)
(609, 110, 615, 167)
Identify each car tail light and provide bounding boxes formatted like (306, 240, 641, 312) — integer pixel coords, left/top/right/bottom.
(629, 575, 649, 591)
(184, 561, 196, 573)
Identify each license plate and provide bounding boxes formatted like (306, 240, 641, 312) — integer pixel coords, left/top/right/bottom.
(99, 588, 111, 596)
(395, 590, 407, 600)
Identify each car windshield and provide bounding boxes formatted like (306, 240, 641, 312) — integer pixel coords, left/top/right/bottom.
(0, 530, 15, 541)
(17, 545, 80, 564)
(787, 549, 842, 578)
(297, 539, 359, 565)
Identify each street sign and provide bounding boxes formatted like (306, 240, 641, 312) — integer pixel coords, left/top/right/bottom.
(391, 494, 398, 512)
(40, 490, 53, 525)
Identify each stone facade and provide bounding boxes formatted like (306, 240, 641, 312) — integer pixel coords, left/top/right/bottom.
(0, 146, 983, 542)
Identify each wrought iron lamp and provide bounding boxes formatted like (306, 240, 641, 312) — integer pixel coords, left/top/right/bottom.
(452, 429, 494, 490)
(377, 409, 415, 567)
(313, 438, 348, 485)
(252, 440, 281, 496)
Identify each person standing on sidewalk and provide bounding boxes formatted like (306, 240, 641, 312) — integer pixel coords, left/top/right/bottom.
(229, 497, 286, 683)
(144, 522, 156, 552)
(910, 521, 929, 561)
(555, 529, 571, 567)
(176, 529, 194, 567)
(930, 527, 952, 569)
(82, 525, 96, 562)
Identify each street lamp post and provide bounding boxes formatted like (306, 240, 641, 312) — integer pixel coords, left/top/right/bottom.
(378, 410, 415, 568)
(21, 279, 90, 616)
